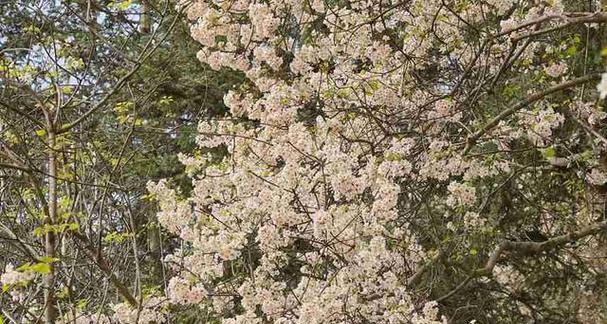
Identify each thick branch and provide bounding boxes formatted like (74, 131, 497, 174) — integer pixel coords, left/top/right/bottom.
(72, 232, 139, 307)
(476, 220, 607, 276)
(0, 223, 40, 262)
(463, 73, 601, 154)
(0, 162, 32, 173)
(498, 12, 607, 38)
(407, 248, 445, 286)
(511, 12, 607, 42)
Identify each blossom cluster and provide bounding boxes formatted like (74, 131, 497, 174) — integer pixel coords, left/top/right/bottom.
(0, 263, 35, 287)
(112, 297, 167, 323)
(141, 0, 606, 322)
(1, 264, 35, 302)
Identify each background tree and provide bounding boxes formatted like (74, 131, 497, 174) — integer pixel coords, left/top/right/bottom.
(0, 0, 236, 322)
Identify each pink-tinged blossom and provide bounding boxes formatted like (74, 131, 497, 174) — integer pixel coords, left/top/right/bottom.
(571, 101, 607, 126)
(518, 106, 564, 146)
(137, 0, 597, 322)
(587, 168, 607, 186)
(0, 263, 35, 287)
(57, 312, 111, 324)
(544, 62, 568, 78)
(112, 297, 167, 324)
(446, 182, 477, 207)
(167, 277, 207, 305)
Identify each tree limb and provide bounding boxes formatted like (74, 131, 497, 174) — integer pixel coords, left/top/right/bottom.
(463, 73, 601, 154)
(71, 232, 139, 307)
(476, 219, 607, 276)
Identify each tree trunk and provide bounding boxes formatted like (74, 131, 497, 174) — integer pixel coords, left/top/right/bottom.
(44, 131, 58, 323)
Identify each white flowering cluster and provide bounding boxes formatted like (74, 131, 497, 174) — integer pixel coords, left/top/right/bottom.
(518, 106, 565, 146)
(1, 264, 35, 302)
(446, 182, 477, 207)
(0, 263, 35, 287)
(140, 0, 606, 322)
(587, 168, 607, 186)
(544, 62, 568, 78)
(112, 296, 167, 323)
(57, 312, 111, 324)
(166, 276, 207, 305)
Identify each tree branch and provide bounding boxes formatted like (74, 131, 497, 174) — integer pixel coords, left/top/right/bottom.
(476, 219, 607, 276)
(71, 232, 139, 307)
(57, 5, 183, 135)
(0, 162, 32, 173)
(463, 73, 601, 154)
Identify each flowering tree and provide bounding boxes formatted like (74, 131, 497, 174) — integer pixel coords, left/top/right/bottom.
(125, 0, 607, 323)
(138, 0, 607, 322)
(5, 0, 607, 323)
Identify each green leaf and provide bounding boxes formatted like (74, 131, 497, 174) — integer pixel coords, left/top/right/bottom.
(35, 129, 47, 137)
(58, 196, 71, 209)
(469, 248, 478, 256)
(38, 256, 58, 263)
(33, 226, 45, 237)
(384, 152, 402, 161)
(110, 0, 132, 10)
(502, 83, 520, 98)
(158, 96, 174, 106)
(68, 222, 79, 231)
(30, 262, 51, 274)
(76, 299, 87, 310)
(16, 263, 31, 272)
(541, 147, 556, 159)
(565, 46, 576, 57)
(368, 80, 379, 91)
